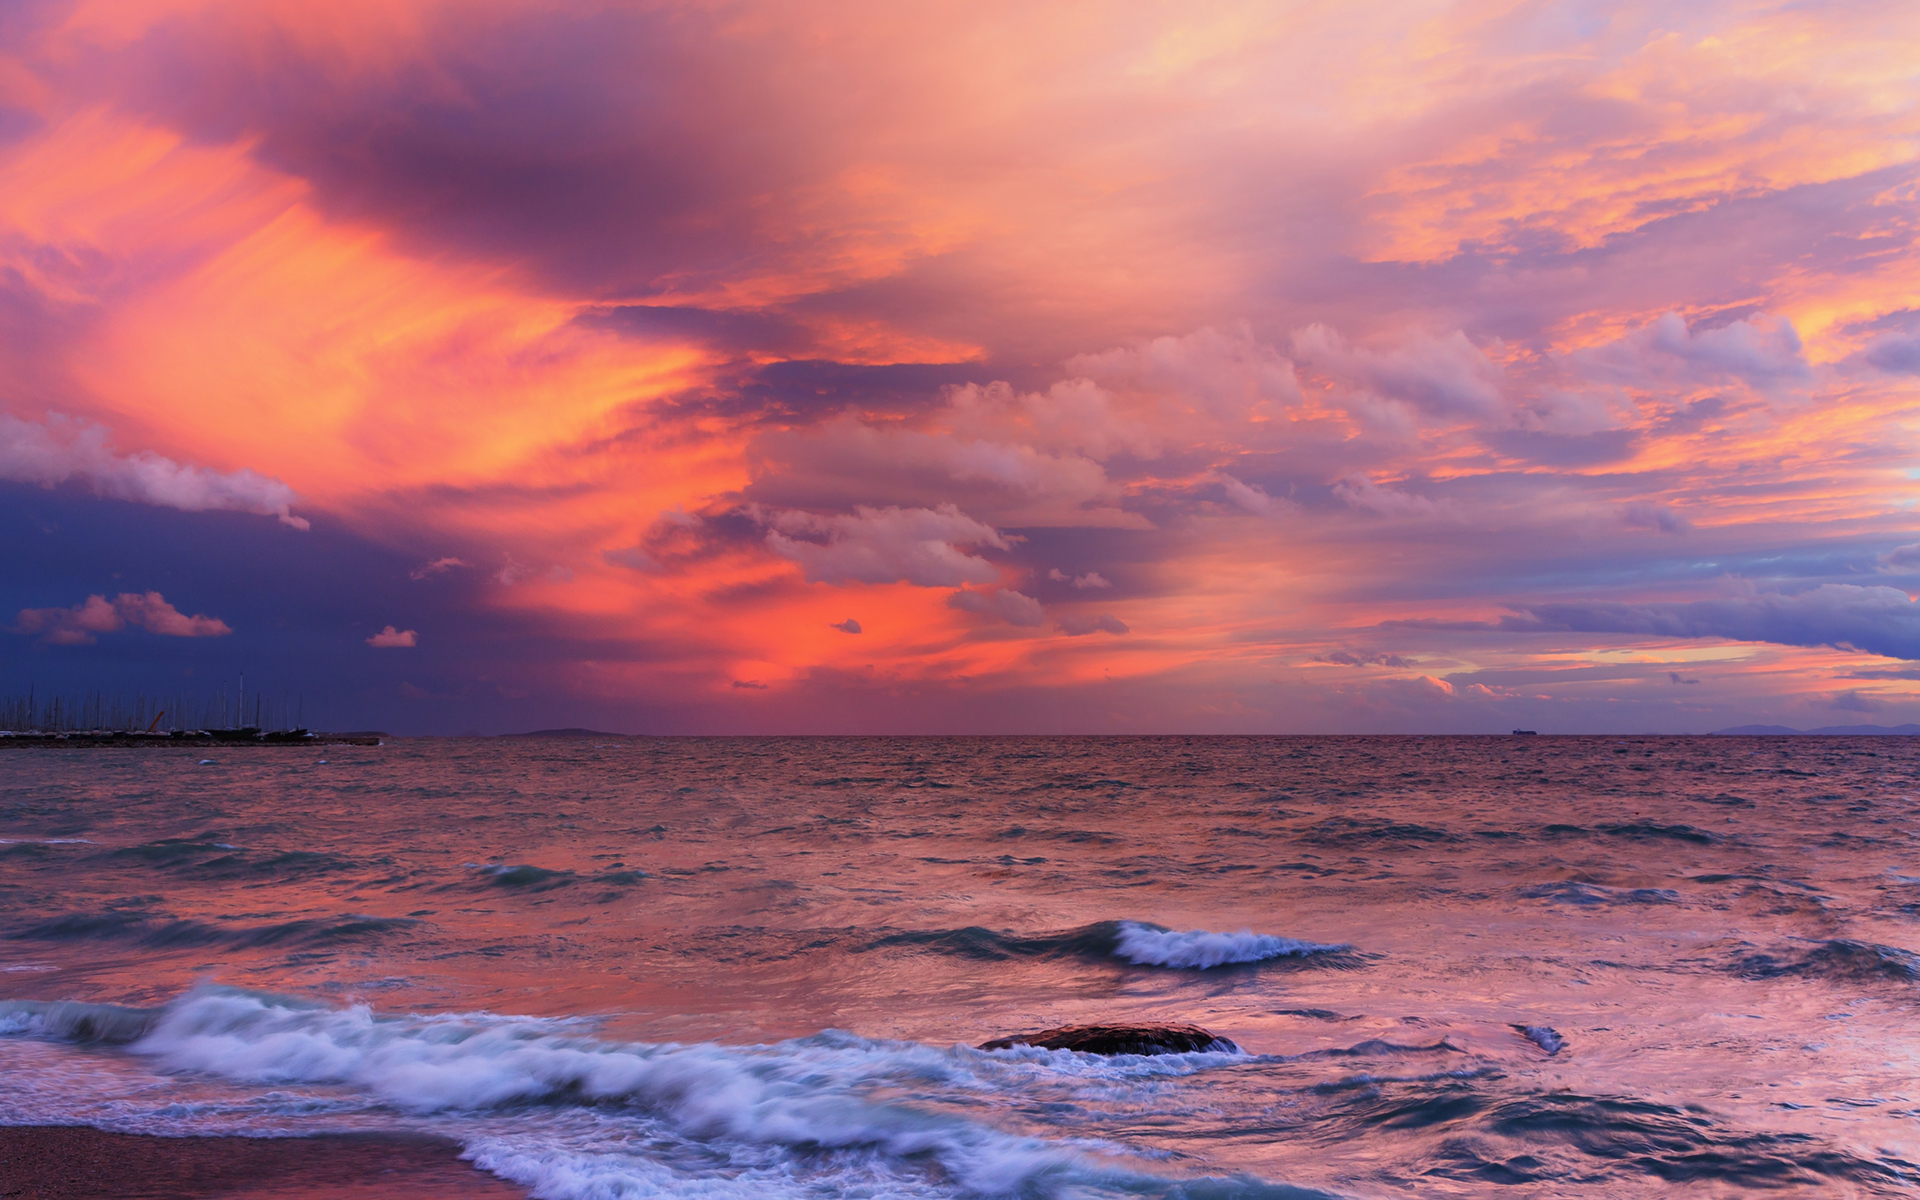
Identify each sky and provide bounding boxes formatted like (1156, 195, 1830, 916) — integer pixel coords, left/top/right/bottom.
(4, 0, 1920, 735)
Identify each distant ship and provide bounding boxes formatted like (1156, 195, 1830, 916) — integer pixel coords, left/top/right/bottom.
(1511, 729, 1538, 735)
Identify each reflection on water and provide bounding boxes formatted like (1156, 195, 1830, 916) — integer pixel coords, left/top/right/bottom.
(2, 736, 1918, 1196)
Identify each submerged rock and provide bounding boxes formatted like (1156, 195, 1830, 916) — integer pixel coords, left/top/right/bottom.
(978, 1023, 1239, 1055)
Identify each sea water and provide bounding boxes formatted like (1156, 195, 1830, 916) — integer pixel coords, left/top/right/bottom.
(1, 735, 1917, 1197)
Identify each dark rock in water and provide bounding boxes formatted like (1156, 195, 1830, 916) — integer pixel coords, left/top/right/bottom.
(979, 1023, 1238, 1055)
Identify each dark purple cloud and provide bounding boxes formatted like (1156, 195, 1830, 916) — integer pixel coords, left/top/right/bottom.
(1506, 586, 1920, 660)
(1058, 612, 1126, 636)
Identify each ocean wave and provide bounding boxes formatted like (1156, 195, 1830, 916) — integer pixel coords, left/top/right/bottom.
(1543, 822, 1717, 845)
(1516, 881, 1680, 906)
(1423, 1092, 1920, 1191)
(1294, 1037, 1462, 1059)
(1112, 922, 1351, 969)
(1731, 938, 1920, 984)
(864, 920, 1128, 961)
(1300, 818, 1456, 846)
(0, 998, 163, 1043)
(466, 862, 577, 889)
(464, 863, 646, 890)
(866, 920, 1354, 971)
(7, 911, 419, 950)
(13, 987, 1333, 1200)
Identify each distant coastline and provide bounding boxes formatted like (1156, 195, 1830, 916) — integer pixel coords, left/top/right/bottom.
(13, 726, 1920, 744)
(1711, 723, 1920, 736)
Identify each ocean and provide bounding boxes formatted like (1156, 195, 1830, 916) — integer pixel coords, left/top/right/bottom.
(1, 735, 1917, 1197)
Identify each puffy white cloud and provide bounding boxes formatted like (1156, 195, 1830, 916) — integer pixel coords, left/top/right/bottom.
(767, 504, 1008, 586)
(947, 587, 1046, 627)
(13, 591, 231, 644)
(366, 625, 418, 647)
(0, 414, 309, 529)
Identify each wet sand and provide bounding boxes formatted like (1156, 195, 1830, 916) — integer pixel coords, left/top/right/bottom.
(0, 1126, 525, 1199)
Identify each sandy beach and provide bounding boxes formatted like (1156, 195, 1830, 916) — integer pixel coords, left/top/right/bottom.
(0, 1126, 524, 1199)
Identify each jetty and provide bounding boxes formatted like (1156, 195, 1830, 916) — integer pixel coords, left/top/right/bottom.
(0, 729, 383, 748)
(0, 686, 383, 747)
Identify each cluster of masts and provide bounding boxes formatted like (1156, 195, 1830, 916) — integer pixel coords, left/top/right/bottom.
(0, 679, 304, 735)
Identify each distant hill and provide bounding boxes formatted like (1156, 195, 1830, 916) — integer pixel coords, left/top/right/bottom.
(1713, 723, 1920, 735)
(510, 728, 628, 738)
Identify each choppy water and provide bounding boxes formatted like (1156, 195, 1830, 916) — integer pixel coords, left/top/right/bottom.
(2, 735, 1919, 1197)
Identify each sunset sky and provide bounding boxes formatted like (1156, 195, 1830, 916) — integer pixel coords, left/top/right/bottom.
(6, 0, 1920, 734)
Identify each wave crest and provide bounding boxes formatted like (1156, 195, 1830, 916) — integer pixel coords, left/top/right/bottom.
(1112, 922, 1350, 969)
(28, 987, 1322, 1200)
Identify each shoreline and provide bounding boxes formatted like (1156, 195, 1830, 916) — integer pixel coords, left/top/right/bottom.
(0, 1125, 525, 1198)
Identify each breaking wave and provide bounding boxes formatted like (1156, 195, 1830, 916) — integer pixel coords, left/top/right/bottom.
(3, 987, 1335, 1200)
(1111, 922, 1351, 969)
(0, 998, 159, 1043)
(866, 920, 1354, 970)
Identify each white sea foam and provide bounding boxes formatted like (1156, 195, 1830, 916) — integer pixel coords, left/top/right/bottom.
(1112, 922, 1349, 969)
(113, 988, 1315, 1199)
(1, 987, 1340, 1197)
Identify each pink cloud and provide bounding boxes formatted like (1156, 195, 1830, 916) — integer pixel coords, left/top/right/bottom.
(366, 625, 419, 647)
(766, 504, 1009, 587)
(1332, 475, 1454, 520)
(409, 557, 469, 579)
(1291, 325, 1507, 423)
(14, 592, 231, 644)
(947, 587, 1046, 628)
(1049, 569, 1111, 589)
(0, 415, 309, 529)
(1059, 612, 1127, 636)
(1576, 312, 1811, 393)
